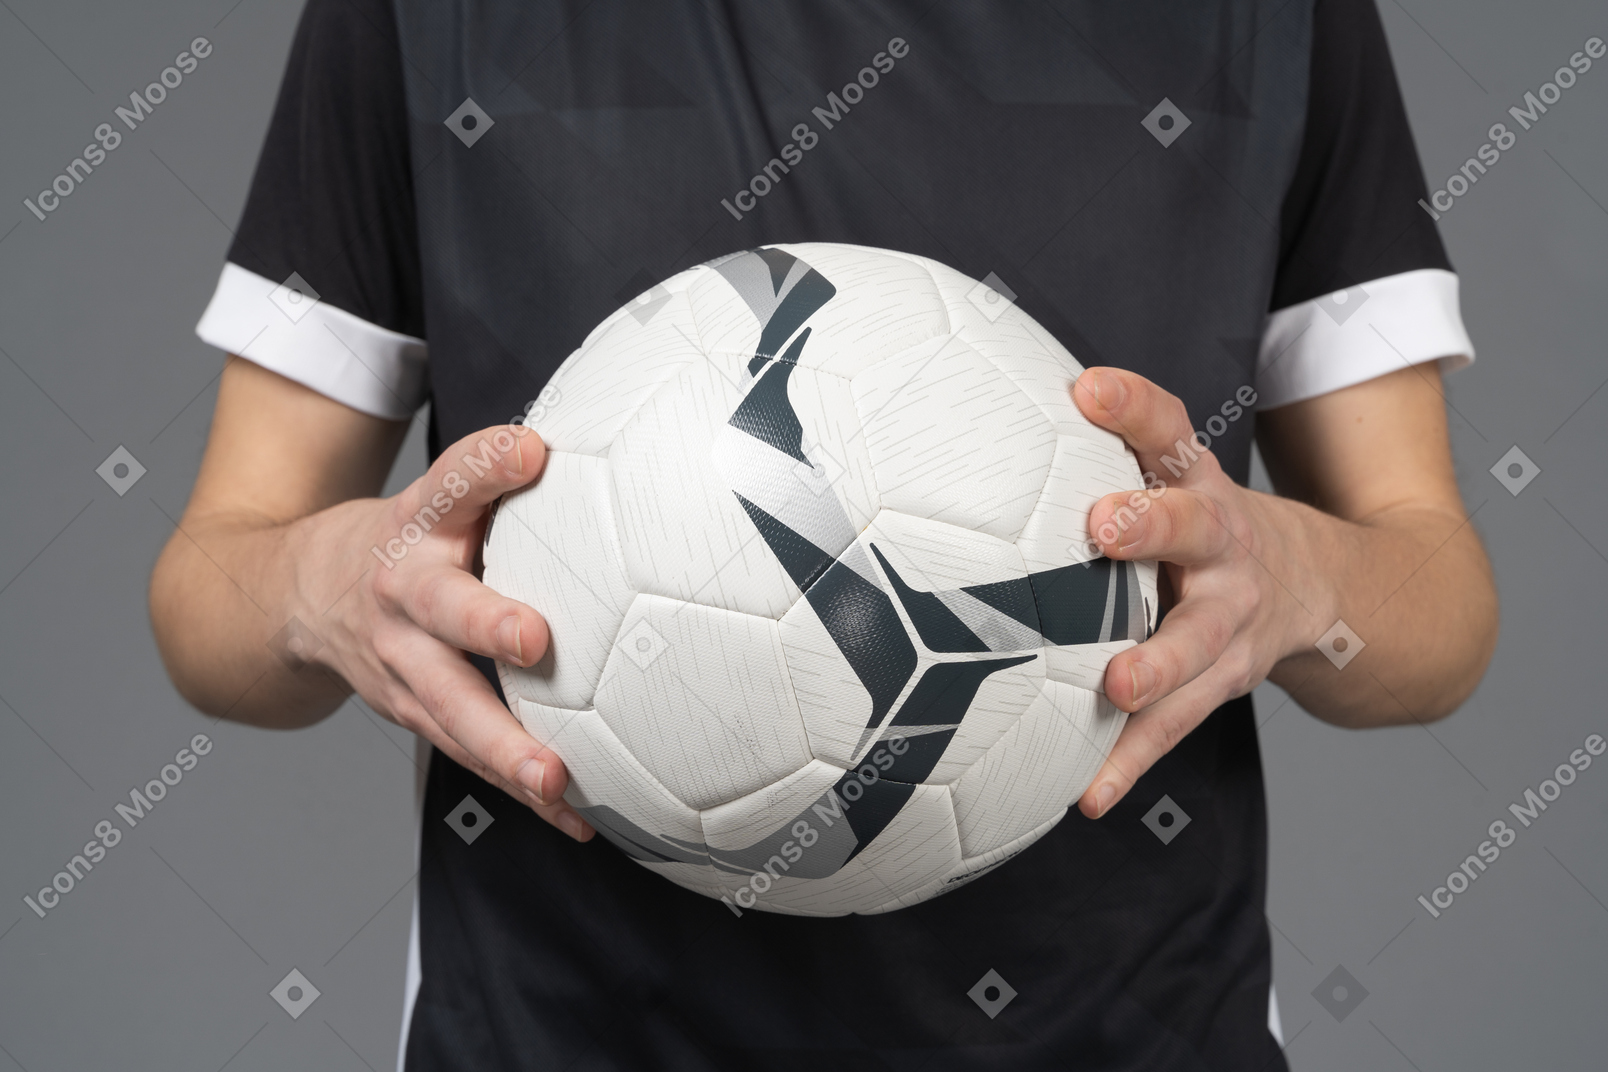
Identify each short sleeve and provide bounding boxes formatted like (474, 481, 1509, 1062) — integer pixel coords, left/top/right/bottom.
(194, 0, 427, 419)
(1255, 0, 1474, 410)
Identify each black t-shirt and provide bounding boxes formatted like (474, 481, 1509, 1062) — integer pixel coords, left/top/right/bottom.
(209, 1, 1456, 1069)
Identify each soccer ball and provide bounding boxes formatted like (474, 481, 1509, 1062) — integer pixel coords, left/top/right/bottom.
(484, 244, 1157, 916)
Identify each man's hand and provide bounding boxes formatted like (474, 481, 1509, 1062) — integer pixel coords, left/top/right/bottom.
(301, 426, 591, 841)
(151, 359, 592, 841)
(1068, 365, 1497, 819)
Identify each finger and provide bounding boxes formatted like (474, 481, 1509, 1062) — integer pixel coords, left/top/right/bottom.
(1090, 487, 1234, 565)
(1072, 368, 1221, 486)
(394, 635, 575, 810)
(403, 708, 595, 842)
(389, 565, 549, 667)
(1077, 667, 1229, 818)
(411, 424, 548, 524)
(1103, 596, 1239, 711)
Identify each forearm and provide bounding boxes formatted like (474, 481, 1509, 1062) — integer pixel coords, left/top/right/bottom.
(149, 360, 414, 725)
(149, 506, 366, 726)
(1260, 492, 1498, 727)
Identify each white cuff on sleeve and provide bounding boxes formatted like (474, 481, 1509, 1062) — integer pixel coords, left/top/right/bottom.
(195, 262, 428, 420)
(1255, 267, 1474, 410)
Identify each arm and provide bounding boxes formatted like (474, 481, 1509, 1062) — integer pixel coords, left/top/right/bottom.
(1069, 363, 1498, 818)
(149, 357, 592, 840)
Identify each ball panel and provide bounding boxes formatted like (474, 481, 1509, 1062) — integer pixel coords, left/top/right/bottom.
(785, 512, 1124, 779)
(705, 360, 878, 564)
(592, 593, 811, 810)
(527, 288, 702, 457)
(509, 700, 724, 891)
(864, 813, 1065, 912)
(868, 812, 1066, 912)
(690, 244, 949, 381)
(777, 576, 880, 769)
(768, 243, 951, 380)
(864, 508, 1029, 592)
(854, 512, 1046, 785)
(1015, 433, 1148, 572)
(774, 360, 881, 538)
(951, 680, 1124, 858)
(610, 354, 800, 618)
(700, 760, 960, 916)
(820, 782, 959, 915)
(891, 252, 1121, 441)
(854, 333, 1056, 542)
(968, 333, 1117, 444)
(1043, 639, 1137, 694)
(572, 262, 706, 357)
(486, 452, 636, 710)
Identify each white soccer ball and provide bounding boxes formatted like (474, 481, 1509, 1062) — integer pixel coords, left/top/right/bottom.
(484, 243, 1157, 916)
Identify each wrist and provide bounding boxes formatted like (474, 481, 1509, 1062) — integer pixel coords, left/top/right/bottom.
(281, 498, 386, 666)
(1242, 488, 1342, 661)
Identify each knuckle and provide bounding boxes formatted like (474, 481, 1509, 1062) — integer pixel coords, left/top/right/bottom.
(370, 626, 406, 669)
(1198, 494, 1233, 547)
(428, 697, 461, 739)
(1198, 611, 1235, 655)
(370, 555, 403, 603)
(1222, 650, 1258, 696)
(409, 573, 453, 632)
(1150, 711, 1189, 751)
(1212, 494, 1254, 547)
(411, 675, 454, 730)
(1164, 396, 1192, 437)
(385, 694, 430, 734)
(1232, 581, 1262, 620)
(386, 492, 422, 537)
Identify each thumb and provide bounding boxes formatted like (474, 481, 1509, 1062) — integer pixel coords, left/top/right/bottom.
(409, 424, 547, 526)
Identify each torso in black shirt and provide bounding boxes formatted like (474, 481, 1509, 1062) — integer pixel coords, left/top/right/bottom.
(224, 1, 1450, 1068)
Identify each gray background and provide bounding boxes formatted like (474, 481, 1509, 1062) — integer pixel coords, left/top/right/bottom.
(0, 1, 1603, 1069)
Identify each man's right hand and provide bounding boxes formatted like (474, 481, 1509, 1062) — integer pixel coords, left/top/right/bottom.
(151, 357, 593, 841)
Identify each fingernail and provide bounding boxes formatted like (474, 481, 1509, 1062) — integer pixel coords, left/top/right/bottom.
(557, 812, 585, 841)
(498, 615, 523, 664)
(516, 757, 547, 804)
(1093, 370, 1125, 411)
(1116, 515, 1141, 553)
(1129, 662, 1157, 707)
(1094, 783, 1117, 817)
